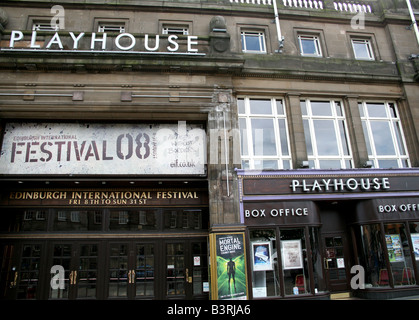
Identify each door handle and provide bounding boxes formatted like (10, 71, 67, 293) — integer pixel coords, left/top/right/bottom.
(70, 270, 77, 285)
(128, 270, 135, 284)
(324, 258, 329, 269)
(10, 271, 18, 288)
(185, 268, 192, 284)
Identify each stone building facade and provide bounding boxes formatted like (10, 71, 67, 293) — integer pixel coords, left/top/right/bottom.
(0, 0, 418, 300)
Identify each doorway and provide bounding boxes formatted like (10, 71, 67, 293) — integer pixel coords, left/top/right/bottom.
(322, 233, 351, 292)
(0, 238, 209, 300)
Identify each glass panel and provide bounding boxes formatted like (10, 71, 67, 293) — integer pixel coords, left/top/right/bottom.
(313, 120, 339, 155)
(238, 99, 245, 114)
(53, 211, 102, 231)
(409, 222, 419, 282)
(239, 118, 248, 156)
(163, 209, 207, 230)
(303, 119, 313, 156)
(77, 244, 98, 299)
(50, 244, 72, 299)
(250, 229, 280, 298)
(135, 244, 154, 297)
(249, 99, 272, 115)
(109, 209, 157, 231)
(243, 33, 263, 52)
(339, 120, 350, 155)
(319, 160, 342, 169)
(378, 160, 399, 169)
(300, 37, 318, 55)
(362, 120, 372, 155)
(300, 100, 308, 116)
(311, 101, 332, 116)
(20, 211, 48, 231)
(253, 159, 278, 170)
(370, 121, 396, 155)
(367, 103, 387, 118)
(108, 244, 128, 298)
(278, 119, 289, 156)
(18, 245, 41, 299)
(280, 228, 310, 296)
(251, 119, 277, 156)
(384, 224, 416, 286)
(358, 103, 365, 117)
(393, 122, 406, 156)
(166, 243, 185, 296)
(192, 242, 208, 296)
(276, 100, 284, 115)
(353, 40, 372, 59)
(335, 101, 343, 117)
(356, 224, 388, 287)
(309, 228, 326, 293)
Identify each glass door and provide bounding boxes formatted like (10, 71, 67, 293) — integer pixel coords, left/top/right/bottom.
(322, 234, 351, 292)
(49, 242, 100, 300)
(165, 239, 208, 300)
(107, 241, 155, 299)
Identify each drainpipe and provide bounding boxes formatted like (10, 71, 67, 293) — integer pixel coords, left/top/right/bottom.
(406, 0, 419, 46)
(272, 0, 284, 52)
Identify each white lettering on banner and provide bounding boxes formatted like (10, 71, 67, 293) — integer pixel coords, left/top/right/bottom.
(290, 178, 390, 192)
(245, 207, 309, 218)
(0, 123, 206, 175)
(378, 203, 419, 213)
(5, 30, 201, 55)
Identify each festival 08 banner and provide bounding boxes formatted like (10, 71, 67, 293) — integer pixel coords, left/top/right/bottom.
(211, 232, 248, 300)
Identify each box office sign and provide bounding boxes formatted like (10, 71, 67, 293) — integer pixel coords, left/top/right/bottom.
(0, 122, 206, 175)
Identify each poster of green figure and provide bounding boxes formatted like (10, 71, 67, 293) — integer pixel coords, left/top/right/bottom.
(215, 233, 247, 300)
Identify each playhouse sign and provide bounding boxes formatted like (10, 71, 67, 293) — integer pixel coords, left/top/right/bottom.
(3, 30, 203, 55)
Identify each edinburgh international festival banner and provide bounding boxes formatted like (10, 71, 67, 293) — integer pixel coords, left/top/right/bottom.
(214, 233, 248, 300)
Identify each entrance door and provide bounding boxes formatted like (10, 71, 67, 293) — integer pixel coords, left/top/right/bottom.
(322, 234, 351, 292)
(106, 239, 208, 300)
(48, 242, 101, 300)
(165, 240, 208, 300)
(107, 241, 156, 299)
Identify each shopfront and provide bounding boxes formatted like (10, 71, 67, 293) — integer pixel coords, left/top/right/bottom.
(237, 168, 419, 299)
(0, 121, 210, 300)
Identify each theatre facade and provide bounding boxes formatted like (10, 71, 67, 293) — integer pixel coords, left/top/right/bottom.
(0, 0, 419, 300)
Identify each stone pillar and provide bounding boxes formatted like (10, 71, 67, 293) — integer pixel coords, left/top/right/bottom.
(286, 93, 308, 168)
(344, 95, 370, 168)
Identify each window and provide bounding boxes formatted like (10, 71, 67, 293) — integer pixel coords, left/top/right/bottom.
(241, 31, 266, 53)
(98, 24, 125, 33)
(32, 21, 60, 31)
(301, 99, 353, 169)
(239, 98, 292, 170)
(359, 101, 410, 168)
(352, 39, 374, 60)
(249, 227, 325, 298)
(162, 26, 189, 35)
(298, 35, 322, 57)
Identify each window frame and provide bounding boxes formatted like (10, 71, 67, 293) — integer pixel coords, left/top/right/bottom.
(298, 35, 322, 57)
(351, 38, 375, 60)
(238, 97, 292, 170)
(301, 99, 353, 169)
(162, 25, 189, 35)
(359, 101, 410, 168)
(241, 31, 267, 54)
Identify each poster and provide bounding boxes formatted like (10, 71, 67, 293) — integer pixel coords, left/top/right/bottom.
(411, 233, 419, 261)
(386, 234, 404, 263)
(252, 242, 273, 271)
(214, 233, 247, 300)
(281, 240, 303, 270)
